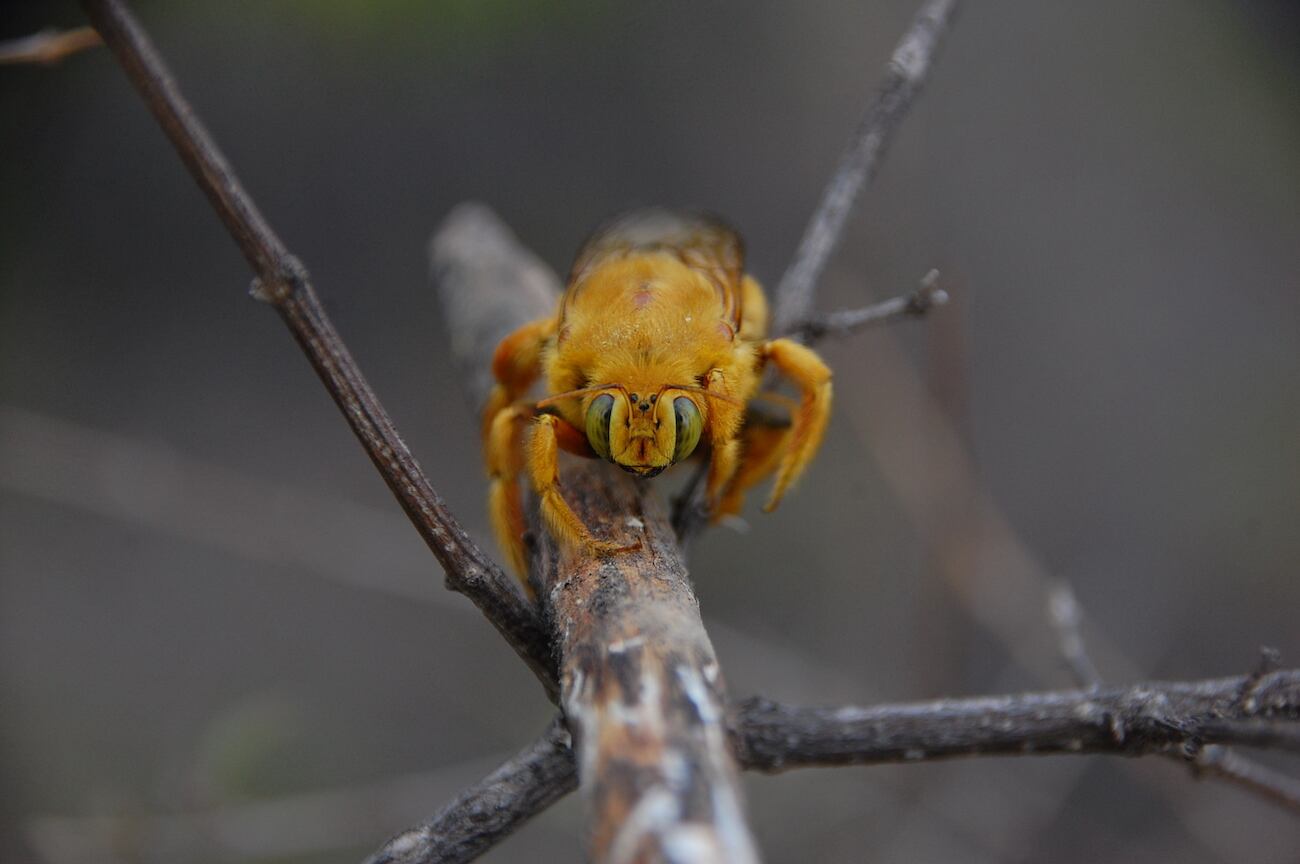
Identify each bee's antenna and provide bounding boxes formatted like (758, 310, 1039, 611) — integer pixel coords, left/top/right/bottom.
(535, 384, 614, 408)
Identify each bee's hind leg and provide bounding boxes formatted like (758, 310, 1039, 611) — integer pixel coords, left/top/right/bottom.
(527, 414, 638, 558)
(758, 338, 833, 511)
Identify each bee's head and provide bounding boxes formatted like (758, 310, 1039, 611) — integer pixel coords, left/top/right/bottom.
(584, 387, 703, 476)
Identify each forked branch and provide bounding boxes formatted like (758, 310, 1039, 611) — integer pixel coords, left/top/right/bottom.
(368, 666, 1300, 864)
(772, 0, 958, 335)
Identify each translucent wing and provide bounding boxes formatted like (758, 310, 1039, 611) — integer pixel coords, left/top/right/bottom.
(566, 208, 745, 331)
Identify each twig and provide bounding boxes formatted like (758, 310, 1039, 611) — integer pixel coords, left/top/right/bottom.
(772, 0, 959, 335)
(791, 269, 948, 343)
(1046, 579, 1104, 691)
(1043, 577, 1300, 814)
(1190, 746, 1300, 813)
(735, 670, 1300, 774)
(365, 717, 577, 864)
(672, 2, 959, 543)
(79, 0, 556, 698)
(0, 26, 101, 65)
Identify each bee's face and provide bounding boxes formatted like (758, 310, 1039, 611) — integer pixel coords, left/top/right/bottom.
(585, 388, 703, 475)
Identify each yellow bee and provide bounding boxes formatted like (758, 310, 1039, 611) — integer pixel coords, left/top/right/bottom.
(483, 209, 832, 577)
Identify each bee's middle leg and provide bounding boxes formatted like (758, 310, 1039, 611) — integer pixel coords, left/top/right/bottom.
(485, 404, 534, 579)
(715, 407, 791, 518)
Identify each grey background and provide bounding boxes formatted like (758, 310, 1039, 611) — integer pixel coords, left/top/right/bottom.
(2, 1, 1297, 861)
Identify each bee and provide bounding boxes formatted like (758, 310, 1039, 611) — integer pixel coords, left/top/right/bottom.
(483, 209, 832, 577)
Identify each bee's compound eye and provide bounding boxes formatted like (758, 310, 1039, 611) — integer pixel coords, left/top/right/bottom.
(586, 394, 615, 460)
(672, 397, 702, 462)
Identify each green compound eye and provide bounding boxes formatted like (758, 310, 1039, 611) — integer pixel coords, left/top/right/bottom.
(586, 394, 614, 460)
(672, 397, 702, 462)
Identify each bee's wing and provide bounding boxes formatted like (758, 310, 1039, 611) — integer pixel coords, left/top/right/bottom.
(568, 209, 746, 330)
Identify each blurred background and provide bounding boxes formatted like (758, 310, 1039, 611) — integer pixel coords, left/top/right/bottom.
(2, 1, 1298, 861)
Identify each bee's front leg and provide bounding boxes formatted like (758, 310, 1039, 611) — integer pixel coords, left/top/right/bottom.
(703, 368, 744, 506)
(527, 414, 637, 557)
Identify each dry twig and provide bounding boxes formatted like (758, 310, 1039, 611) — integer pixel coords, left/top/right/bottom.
(737, 670, 1300, 773)
(1044, 581, 1300, 813)
(792, 269, 948, 343)
(772, 0, 958, 335)
(366, 718, 578, 864)
(79, 0, 556, 698)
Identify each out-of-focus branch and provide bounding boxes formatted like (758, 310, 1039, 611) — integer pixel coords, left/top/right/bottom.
(792, 269, 948, 343)
(1190, 746, 1300, 813)
(735, 670, 1300, 775)
(365, 717, 577, 864)
(772, 0, 958, 335)
(1046, 580, 1104, 691)
(79, 0, 556, 697)
(0, 26, 101, 65)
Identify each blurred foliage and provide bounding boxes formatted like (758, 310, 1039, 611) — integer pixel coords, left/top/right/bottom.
(194, 693, 320, 802)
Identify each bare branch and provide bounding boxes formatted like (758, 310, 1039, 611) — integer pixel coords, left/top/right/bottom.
(735, 670, 1300, 773)
(1190, 745, 1300, 814)
(1044, 578, 1300, 813)
(0, 26, 101, 65)
(791, 269, 948, 343)
(672, 1, 960, 543)
(80, 0, 556, 697)
(772, 0, 959, 335)
(1046, 579, 1104, 691)
(365, 717, 577, 864)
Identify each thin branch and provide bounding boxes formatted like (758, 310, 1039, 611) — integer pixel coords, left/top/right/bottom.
(791, 269, 948, 343)
(1190, 745, 1300, 813)
(772, 0, 959, 335)
(365, 717, 577, 864)
(674, 2, 959, 543)
(1045, 577, 1300, 814)
(734, 670, 1300, 774)
(0, 26, 101, 65)
(1046, 579, 1104, 691)
(79, 0, 556, 698)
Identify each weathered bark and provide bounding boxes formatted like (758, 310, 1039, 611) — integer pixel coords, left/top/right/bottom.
(736, 670, 1300, 772)
(538, 468, 758, 863)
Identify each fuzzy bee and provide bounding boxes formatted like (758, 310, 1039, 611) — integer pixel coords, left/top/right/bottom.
(483, 209, 832, 577)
